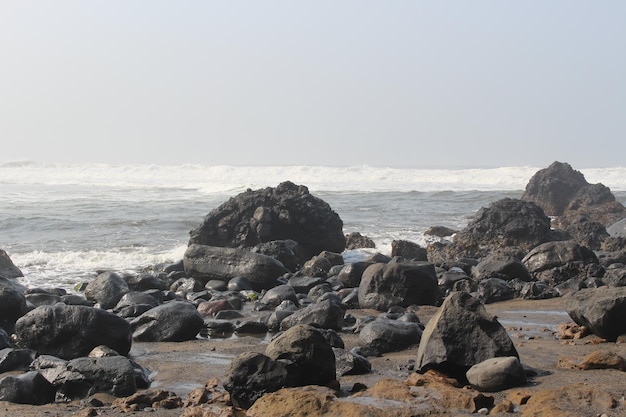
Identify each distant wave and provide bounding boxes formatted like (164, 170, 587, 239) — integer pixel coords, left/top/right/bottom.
(2, 162, 626, 192)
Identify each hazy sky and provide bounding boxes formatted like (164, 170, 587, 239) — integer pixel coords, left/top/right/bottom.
(1, 2, 625, 168)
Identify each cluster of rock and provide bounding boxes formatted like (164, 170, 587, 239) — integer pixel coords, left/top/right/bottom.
(1, 166, 626, 414)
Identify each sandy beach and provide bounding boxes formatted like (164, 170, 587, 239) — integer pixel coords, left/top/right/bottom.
(3, 296, 626, 417)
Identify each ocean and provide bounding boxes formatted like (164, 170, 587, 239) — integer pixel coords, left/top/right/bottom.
(2, 162, 626, 292)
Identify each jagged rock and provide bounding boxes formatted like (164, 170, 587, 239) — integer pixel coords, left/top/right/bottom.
(0, 249, 23, 278)
(337, 262, 372, 288)
(446, 198, 557, 259)
(358, 262, 440, 311)
(523, 240, 598, 276)
(345, 231, 376, 250)
(188, 181, 346, 258)
(425, 226, 458, 238)
(183, 244, 287, 291)
(333, 347, 371, 376)
(566, 286, 626, 341)
(0, 348, 37, 373)
(391, 240, 428, 261)
(477, 278, 515, 304)
(251, 240, 308, 272)
(84, 271, 131, 310)
(416, 292, 518, 379)
(0, 371, 56, 405)
(265, 324, 336, 387)
(13, 304, 131, 360)
(223, 352, 288, 409)
(0, 277, 27, 324)
(130, 301, 203, 342)
(466, 356, 526, 392)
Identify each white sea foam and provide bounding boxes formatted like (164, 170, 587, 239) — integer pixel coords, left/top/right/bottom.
(3, 162, 626, 192)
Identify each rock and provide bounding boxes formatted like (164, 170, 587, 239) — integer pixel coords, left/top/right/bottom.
(518, 280, 559, 300)
(337, 262, 372, 288)
(557, 350, 626, 371)
(279, 299, 345, 331)
(113, 389, 183, 412)
(287, 275, 324, 294)
(473, 254, 532, 282)
(521, 383, 616, 417)
(564, 217, 609, 250)
(607, 218, 626, 238)
(0, 348, 37, 373)
(0, 371, 56, 405)
(358, 319, 422, 354)
(196, 299, 234, 318)
(477, 278, 515, 304)
(250, 240, 308, 273)
(13, 304, 131, 360)
(201, 319, 235, 338)
(425, 226, 457, 238)
(446, 198, 556, 259)
(227, 276, 253, 292)
(565, 286, 626, 341)
(0, 249, 23, 278)
(188, 181, 346, 258)
(522, 240, 598, 279)
(521, 161, 590, 216)
(84, 271, 131, 310)
(24, 292, 62, 307)
(183, 244, 287, 291)
(522, 161, 626, 228)
(358, 262, 440, 311)
(265, 324, 336, 387)
(259, 284, 299, 309)
(235, 320, 268, 335)
(0, 328, 10, 349)
(124, 273, 167, 292)
(130, 301, 203, 342)
(345, 232, 376, 250)
(556, 322, 589, 339)
(466, 356, 526, 392)
(438, 267, 470, 292)
(0, 277, 27, 324)
(223, 352, 288, 409)
(416, 292, 518, 379)
(113, 291, 160, 313)
(602, 266, 626, 287)
(391, 240, 428, 261)
(333, 347, 371, 376)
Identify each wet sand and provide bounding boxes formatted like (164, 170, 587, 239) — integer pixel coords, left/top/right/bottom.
(2, 297, 626, 416)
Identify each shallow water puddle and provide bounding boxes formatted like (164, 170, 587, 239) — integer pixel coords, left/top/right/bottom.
(496, 309, 570, 338)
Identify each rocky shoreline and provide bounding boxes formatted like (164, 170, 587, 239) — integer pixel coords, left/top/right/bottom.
(2, 161, 626, 416)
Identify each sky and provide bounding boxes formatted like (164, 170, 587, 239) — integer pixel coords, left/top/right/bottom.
(1, 1, 625, 168)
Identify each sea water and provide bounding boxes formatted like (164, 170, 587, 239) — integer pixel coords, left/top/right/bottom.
(2, 162, 626, 291)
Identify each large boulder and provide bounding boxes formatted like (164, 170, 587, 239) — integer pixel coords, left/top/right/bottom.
(0, 277, 28, 325)
(445, 198, 557, 259)
(566, 287, 626, 341)
(223, 352, 288, 409)
(358, 262, 440, 311)
(265, 324, 336, 387)
(522, 240, 598, 285)
(183, 244, 287, 291)
(279, 299, 346, 331)
(130, 301, 203, 342)
(84, 271, 131, 310)
(37, 355, 144, 399)
(188, 181, 346, 259)
(0, 249, 23, 278)
(0, 371, 56, 405)
(522, 161, 626, 227)
(472, 254, 532, 282)
(466, 356, 526, 392)
(358, 318, 422, 354)
(13, 304, 132, 360)
(416, 292, 518, 379)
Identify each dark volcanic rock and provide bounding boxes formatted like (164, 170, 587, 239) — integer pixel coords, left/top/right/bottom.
(188, 181, 346, 258)
(130, 301, 203, 342)
(566, 286, 626, 341)
(84, 271, 131, 310)
(223, 352, 288, 409)
(358, 262, 440, 311)
(477, 278, 515, 304)
(358, 319, 422, 354)
(337, 262, 373, 288)
(183, 244, 287, 291)
(0, 371, 56, 405)
(0, 249, 23, 278)
(446, 198, 557, 259)
(416, 292, 518, 379)
(391, 240, 428, 261)
(473, 254, 532, 282)
(13, 304, 132, 360)
(0, 277, 27, 323)
(265, 324, 336, 387)
(522, 161, 626, 227)
(522, 240, 598, 285)
(250, 240, 308, 272)
(279, 299, 346, 331)
(345, 232, 376, 250)
(522, 161, 590, 216)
